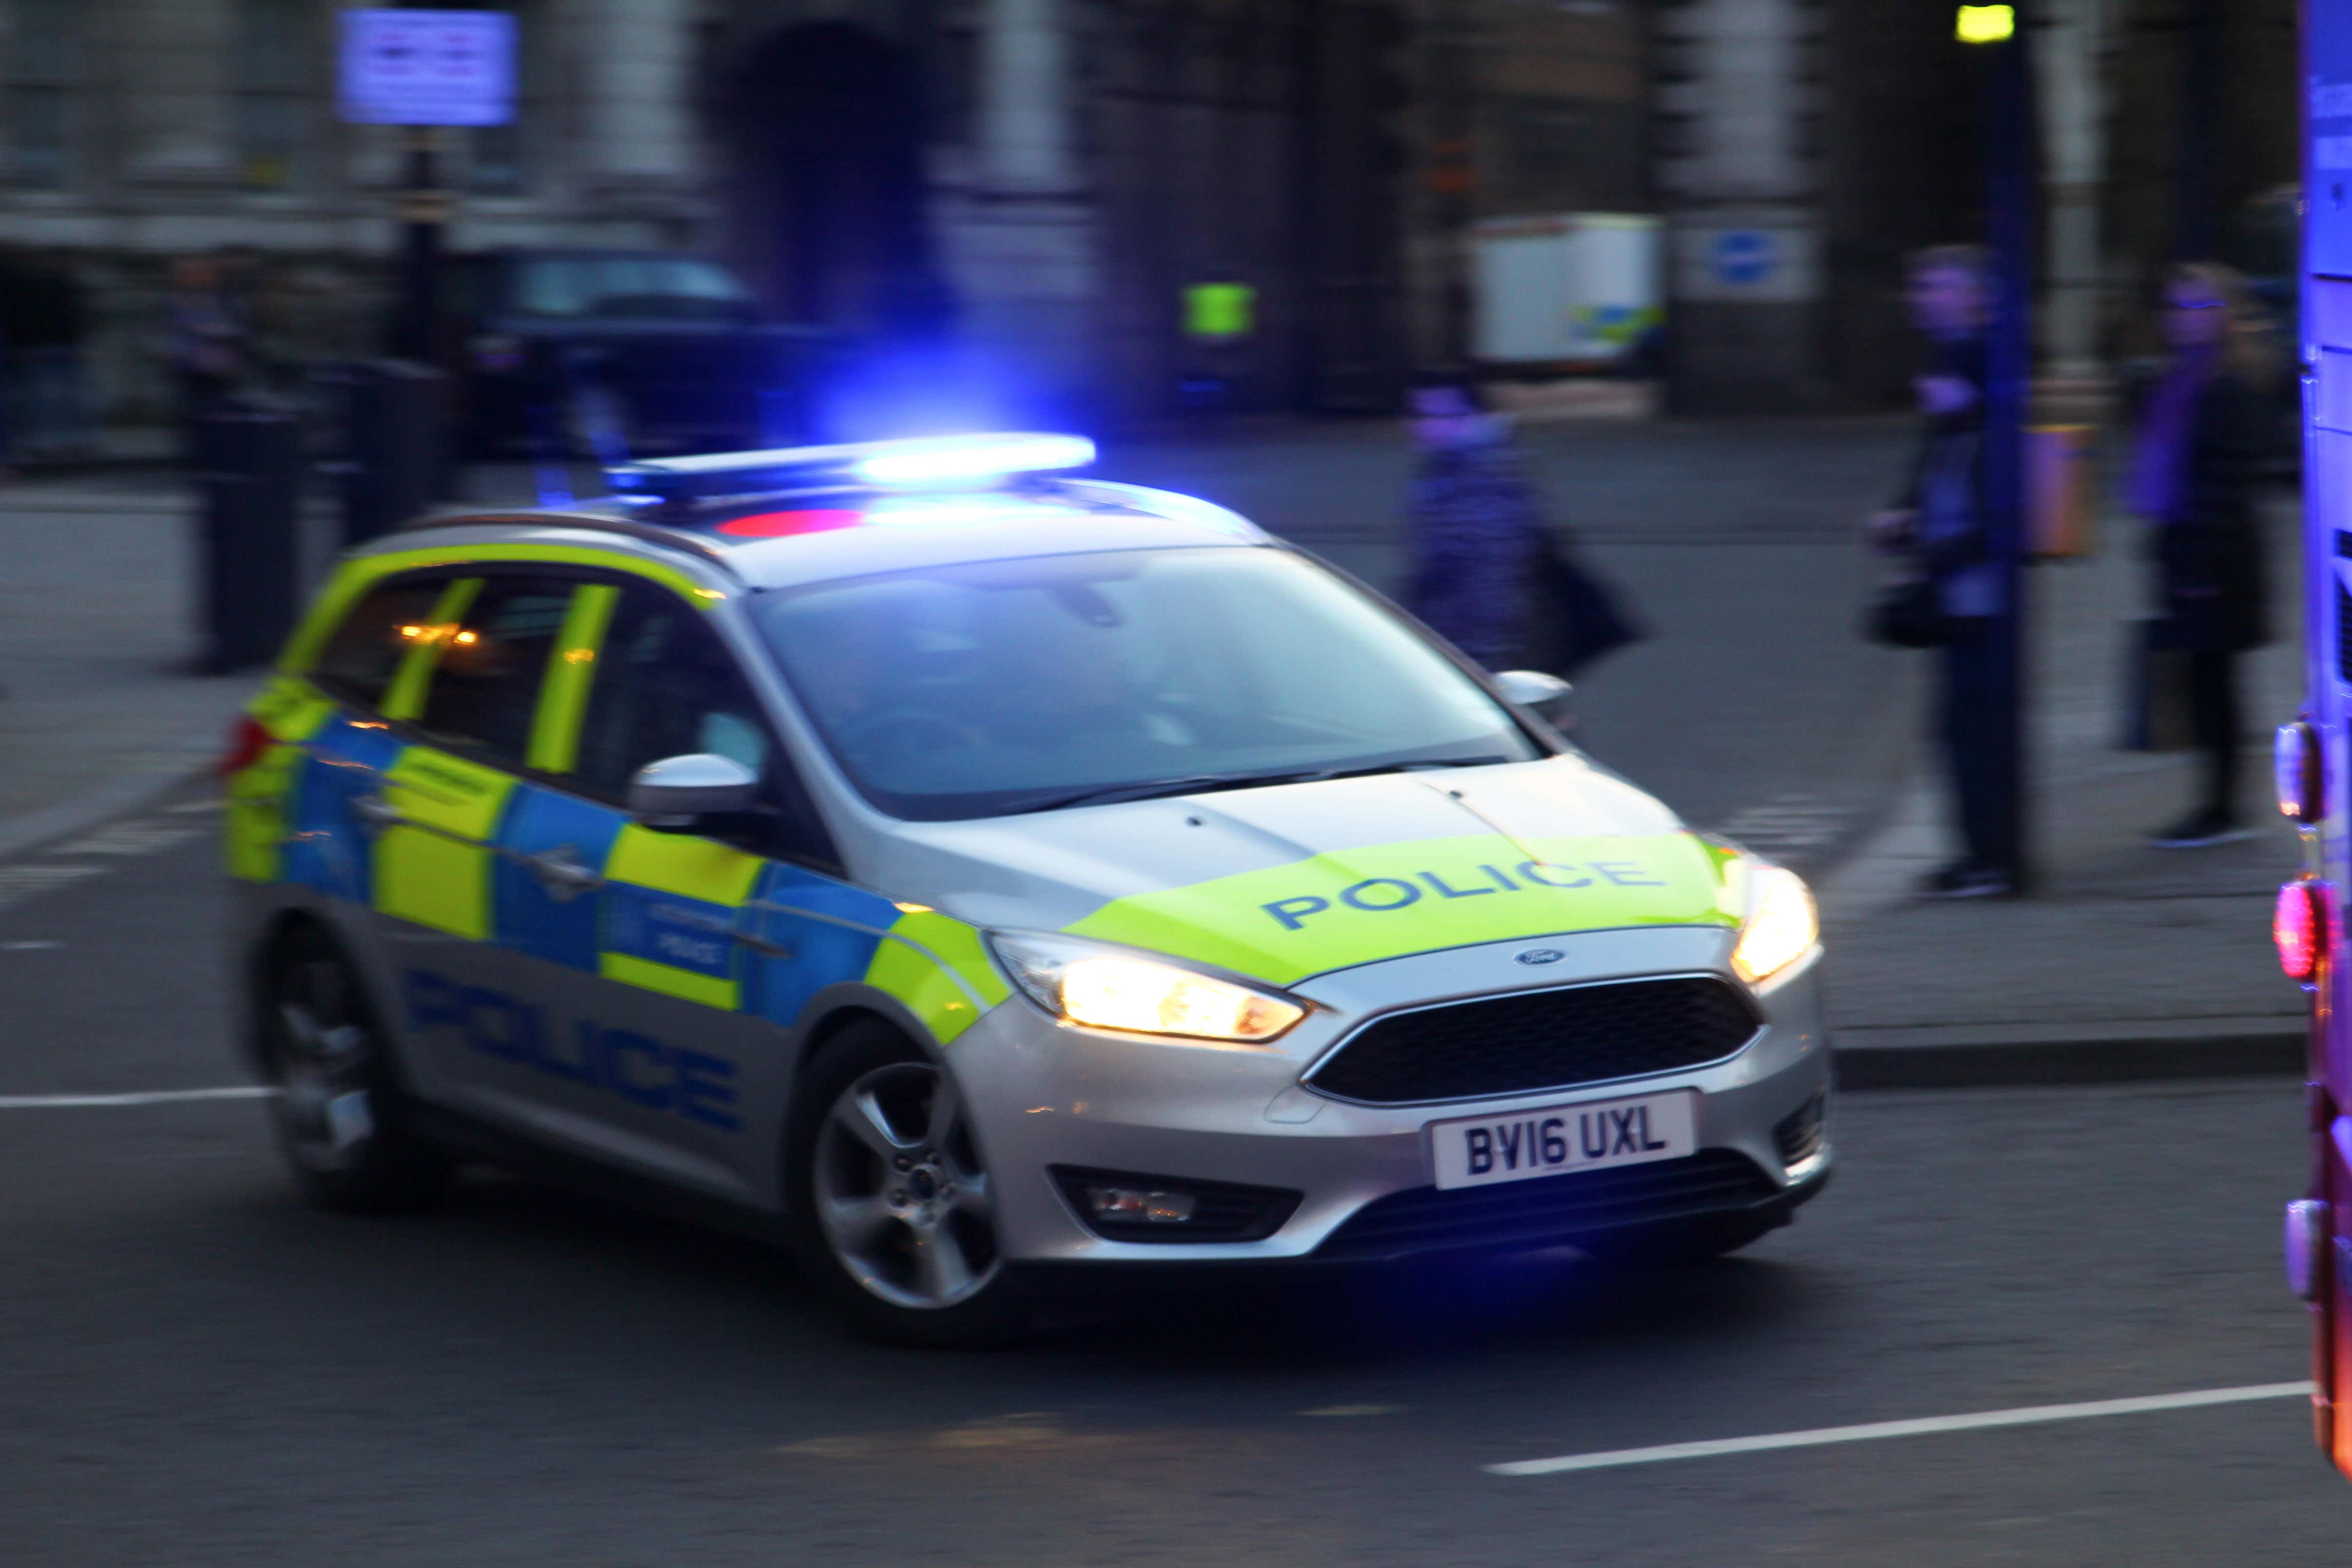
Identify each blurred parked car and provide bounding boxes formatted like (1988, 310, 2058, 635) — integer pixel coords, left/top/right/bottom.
(446, 250, 836, 459)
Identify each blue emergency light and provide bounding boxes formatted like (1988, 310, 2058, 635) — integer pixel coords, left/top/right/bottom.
(609, 432, 1097, 513)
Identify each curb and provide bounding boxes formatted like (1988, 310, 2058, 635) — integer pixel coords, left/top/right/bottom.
(1833, 1015, 2304, 1090)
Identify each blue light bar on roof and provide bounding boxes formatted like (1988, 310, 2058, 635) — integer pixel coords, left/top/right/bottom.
(608, 432, 1096, 511)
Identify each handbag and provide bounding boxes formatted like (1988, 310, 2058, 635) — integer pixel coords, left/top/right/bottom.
(1522, 542, 1645, 677)
(2121, 618, 2196, 752)
(1863, 577, 1949, 649)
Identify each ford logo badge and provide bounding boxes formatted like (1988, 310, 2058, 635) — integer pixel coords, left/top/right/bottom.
(1516, 948, 1565, 966)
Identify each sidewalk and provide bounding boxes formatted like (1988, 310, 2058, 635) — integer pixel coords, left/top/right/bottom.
(1819, 489, 2308, 1086)
(0, 468, 315, 857)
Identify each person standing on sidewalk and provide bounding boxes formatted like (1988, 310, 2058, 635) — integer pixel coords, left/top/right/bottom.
(1866, 246, 2011, 898)
(1402, 375, 1542, 672)
(2129, 262, 2275, 848)
(165, 256, 249, 466)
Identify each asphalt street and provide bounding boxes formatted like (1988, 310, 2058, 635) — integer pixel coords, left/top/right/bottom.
(1, 789, 2344, 1565)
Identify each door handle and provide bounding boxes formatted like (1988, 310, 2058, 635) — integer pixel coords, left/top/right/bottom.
(524, 846, 602, 900)
(351, 794, 401, 830)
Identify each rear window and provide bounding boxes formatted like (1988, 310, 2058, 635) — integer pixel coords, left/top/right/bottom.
(311, 578, 448, 712)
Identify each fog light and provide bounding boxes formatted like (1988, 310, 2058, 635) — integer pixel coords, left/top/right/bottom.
(1088, 1186, 1197, 1224)
(2276, 880, 2325, 983)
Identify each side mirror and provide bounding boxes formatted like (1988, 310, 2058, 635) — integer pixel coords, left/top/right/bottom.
(627, 753, 759, 830)
(1494, 669, 1574, 724)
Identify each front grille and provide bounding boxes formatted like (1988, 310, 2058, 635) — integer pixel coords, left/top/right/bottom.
(1305, 977, 1761, 1105)
(1050, 1166, 1302, 1244)
(1774, 1092, 1827, 1170)
(1315, 1150, 1778, 1262)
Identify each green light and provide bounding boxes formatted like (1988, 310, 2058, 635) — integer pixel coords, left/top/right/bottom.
(1956, 4, 2015, 43)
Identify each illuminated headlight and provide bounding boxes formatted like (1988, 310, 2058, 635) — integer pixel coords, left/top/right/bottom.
(1730, 865, 1819, 986)
(988, 933, 1305, 1044)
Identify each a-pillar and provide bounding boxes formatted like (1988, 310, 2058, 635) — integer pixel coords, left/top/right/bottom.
(1655, 0, 1825, 413)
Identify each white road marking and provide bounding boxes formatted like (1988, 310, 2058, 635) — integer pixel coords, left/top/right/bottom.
(50, 820, 205, 856)
(1300, 1404, 1404, 1418)
(0, 863, 108, 912)
(1485, 1382, 2314, 1477)
(165, 799, 225, 814)
(0, 1086, 273, 1109)
(3, 940, 61, 950)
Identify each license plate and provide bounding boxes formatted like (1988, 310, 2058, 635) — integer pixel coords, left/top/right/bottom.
(1428, 1089, 1697, 1191)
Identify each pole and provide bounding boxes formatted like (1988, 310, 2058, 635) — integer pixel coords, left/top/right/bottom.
(392, 126, 451, 361)
(1983, 7, 2037, 887)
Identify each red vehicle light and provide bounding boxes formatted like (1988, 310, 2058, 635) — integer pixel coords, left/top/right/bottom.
(2277, 881, 2326, 982)
(219, 714, 270, 778)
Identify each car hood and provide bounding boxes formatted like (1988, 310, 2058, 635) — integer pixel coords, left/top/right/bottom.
(874, 756, 1749, 988)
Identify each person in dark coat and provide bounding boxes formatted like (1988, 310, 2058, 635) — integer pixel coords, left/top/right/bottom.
(1867, 245, 2010, 898)
(1401, 376, 1543, 672)
(2128, 261, 2275, 847)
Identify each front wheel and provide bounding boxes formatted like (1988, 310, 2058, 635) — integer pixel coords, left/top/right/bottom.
(785, 1020, 1029, 1347)
(259, 926, 450, 1214)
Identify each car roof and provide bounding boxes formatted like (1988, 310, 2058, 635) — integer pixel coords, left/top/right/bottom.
(366, 477, 1275, 594)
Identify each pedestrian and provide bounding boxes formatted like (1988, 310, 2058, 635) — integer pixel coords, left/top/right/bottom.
(6, 249, 90, 458)
(1865, 245, 2010, 898)
(1401, 375, 1544, 672)
(165, 255, 249, 465)
(2129, 261, 2276, 848)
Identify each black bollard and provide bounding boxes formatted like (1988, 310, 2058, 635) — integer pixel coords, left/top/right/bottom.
(339, 360, 449, 546)
(195, 409, 302, 675)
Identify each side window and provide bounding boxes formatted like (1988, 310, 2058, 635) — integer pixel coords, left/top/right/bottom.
(311, 576, 451, 712)
(413, 576, 576, 767)
(574, 585, 775, 800)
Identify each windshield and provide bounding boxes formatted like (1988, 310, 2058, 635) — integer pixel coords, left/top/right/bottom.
(754, 547, 1541, 821)
(509, 256, 757, 320)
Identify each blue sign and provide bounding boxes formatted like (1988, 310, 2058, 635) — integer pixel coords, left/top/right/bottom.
(1709, 231, 1778, 287)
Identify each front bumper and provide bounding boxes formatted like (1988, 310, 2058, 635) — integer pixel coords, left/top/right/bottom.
(949, 926, 1832, 1267)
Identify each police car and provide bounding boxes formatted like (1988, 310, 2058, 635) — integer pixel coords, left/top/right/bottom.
(223, 432, 1831, 1344)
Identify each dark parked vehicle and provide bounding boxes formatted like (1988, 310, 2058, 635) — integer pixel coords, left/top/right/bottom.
(446, 250, 835, 458)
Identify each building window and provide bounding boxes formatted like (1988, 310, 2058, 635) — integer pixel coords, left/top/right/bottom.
(6, 0, 83, 189)
(235, 0, 314, 191)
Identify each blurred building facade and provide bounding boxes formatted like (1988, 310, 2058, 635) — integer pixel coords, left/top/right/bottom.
(0, 0, 2308, 426)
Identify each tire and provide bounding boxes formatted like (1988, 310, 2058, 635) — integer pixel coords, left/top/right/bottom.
(785, 1019, 1030, 1348)
(1578, 1212, 1781, 1267)
(257, 925, 450, 1214)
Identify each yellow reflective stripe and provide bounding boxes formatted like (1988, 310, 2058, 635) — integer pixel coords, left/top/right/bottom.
(373, 829, 497, 938)
(862, 910, 1011, 1044)
(603, 824, 763, 904)
(223, 743, 304, 882)
(1065, 832, 1737, 987)
(526, 582, 618, 773)
(248, 674, 337, 743)
(599, 951, 739, 1010)
(382, 745, 514, 840)
(381, 577, 482, 720)
(281, 543, 724, 675)
(369, 746, 516, 938)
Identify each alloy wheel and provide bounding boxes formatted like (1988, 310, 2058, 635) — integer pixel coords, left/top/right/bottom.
(811, 1061, 998, 1311)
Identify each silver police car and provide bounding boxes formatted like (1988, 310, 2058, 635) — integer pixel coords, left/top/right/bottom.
(225, 434, 1830, 1344)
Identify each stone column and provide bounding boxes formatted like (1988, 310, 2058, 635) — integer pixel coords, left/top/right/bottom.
(115, 0, 235, 186)
(2036, 0, 2109, 382)
(569, 0, 696, 192)
(943, 0, 1101, 419)
(1655, 0, 1824, 412)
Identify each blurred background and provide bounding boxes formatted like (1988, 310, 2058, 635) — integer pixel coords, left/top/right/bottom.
(0, 0, 2301, 436)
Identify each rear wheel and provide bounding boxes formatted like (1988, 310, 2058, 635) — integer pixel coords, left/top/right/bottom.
(786, 1020, 1029, 1347)
(259, 926, 449, 1214)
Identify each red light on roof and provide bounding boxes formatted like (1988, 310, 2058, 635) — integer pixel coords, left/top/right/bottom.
(2276, 880, 2325, 982)
(716, 508, 865, 539)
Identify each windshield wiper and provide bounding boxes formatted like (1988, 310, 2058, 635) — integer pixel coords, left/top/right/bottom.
(1005, 756, 1511, 814)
